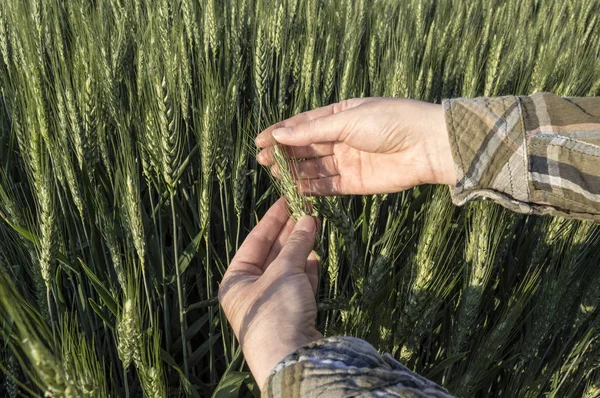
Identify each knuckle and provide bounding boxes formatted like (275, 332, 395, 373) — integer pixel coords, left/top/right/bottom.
(306, 119, 318, 138)
(331, 176, 342, 194)
(334, 99, 356, 113)
(288, 230, 311, 245)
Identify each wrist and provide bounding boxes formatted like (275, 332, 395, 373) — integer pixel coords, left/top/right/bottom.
(243, 326, 321, 390)
(423, 103, 456, 186)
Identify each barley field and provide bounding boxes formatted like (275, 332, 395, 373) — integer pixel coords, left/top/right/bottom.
(1, 0, 600, 397)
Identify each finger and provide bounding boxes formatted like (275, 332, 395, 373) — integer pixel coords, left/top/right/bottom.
(270, 163, 298, 180)
(276, 216, 316, 271)
(306, 251, 319, 295)
(233, 198, 290, 267)
(255, 99, 366, 148)
(270, 164, 284, 179)
(271, 112, 349, 147)
(256, 143, 334, 166)
(262, 217, 295, 270)
(297, 175, 344, 196)
(256, 104, 339, 148)
(295, 156, 339, 179)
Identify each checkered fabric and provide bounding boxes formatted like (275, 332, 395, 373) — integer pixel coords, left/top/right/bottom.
(264, 337, 454, 398)
(444, 92, 600, 221)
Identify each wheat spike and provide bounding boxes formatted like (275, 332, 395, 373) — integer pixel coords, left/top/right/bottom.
(0, 6, 9, 68)
(24, 338, 81, 397)
(156, 75, 176, 190)
(272, 3, 284, 55)
(204, 0, 218, 56)
(327, 228, 340, 294)
(4, 352, 18, 398)
(137, 317, 167, 398)
(301, 35, 315, 105)
(117, 297, 141, 370)
(583, 372, 600, 398)
(254, 25, 268, 100)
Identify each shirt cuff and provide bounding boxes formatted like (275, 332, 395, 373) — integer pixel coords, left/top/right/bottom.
(443, 95, 533, 212)
(263, 336, 454, 397)
(443, 94, 600, 222)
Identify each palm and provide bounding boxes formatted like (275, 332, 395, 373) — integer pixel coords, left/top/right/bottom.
(328, 141, 426, 195)
(219, 199, 321, 387)
(256, 97, 445, 195)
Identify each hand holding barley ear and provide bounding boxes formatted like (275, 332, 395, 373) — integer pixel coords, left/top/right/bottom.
(256, 97, 457, 195)
(218, 198, 322, 390)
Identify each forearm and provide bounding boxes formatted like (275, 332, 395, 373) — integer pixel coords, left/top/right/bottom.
(443, 93, 600, 221)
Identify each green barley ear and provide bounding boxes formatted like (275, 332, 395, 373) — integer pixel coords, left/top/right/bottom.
(233, 120, 251, 221)
(395, 187, 456, 351)
(583, 371, 600, 398)
(120, 143, 146, 269)
(199, 100, 218, 233)
(117, 273, 142, 371)
(60, 316, 109, 397)
(37, 164, 56, 295)
(269, 143, 310, 221)
(315, 196, 356, 266)
(0, 6, 9, 68)
(327, 228, 340, 295)
(93, 189, 126, 291)
(254, 24, 269, 102)
(452, 202, 518, 356)
(456, 266, 543, 396)
(272, 2, 284, 55)
(137, 316, 167, 398)
(0, 272, 80, 397)
(204, 0, 218, 56)
(3, 352, 18, 398)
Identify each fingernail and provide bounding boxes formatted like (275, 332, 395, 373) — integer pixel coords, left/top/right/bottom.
(272, 127, 293, 141)
(296, 215, 315, 233)
(255, 135, 267, 148)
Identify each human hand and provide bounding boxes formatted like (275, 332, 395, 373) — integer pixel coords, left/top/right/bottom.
(218, 199, 322, 390)
(256, 97, 456, 195)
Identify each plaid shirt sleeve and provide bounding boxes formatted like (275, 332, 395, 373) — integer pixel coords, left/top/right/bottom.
(443, 93, 600, 221)
(263, 337, 454, 398)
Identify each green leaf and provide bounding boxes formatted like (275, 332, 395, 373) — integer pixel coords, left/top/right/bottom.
(189, 333, 221, 366)
(212, 371, 248, 398)
(55, 266, 67, 305)
(186, 297, 219, 313)
(172, 313, 210, 354)
(424, 352, 467, 379)
(160, 348, 202, 398)
(88, 298, 114, 328)
(79, 259, 118, 315)
(178, 225, 208, 276)
(245, 377, 262, 398)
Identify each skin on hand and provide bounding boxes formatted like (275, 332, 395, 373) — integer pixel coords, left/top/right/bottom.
(218, 198, 322, 390)
(220, 98, 455, 390)
(256, 97, 456, 195)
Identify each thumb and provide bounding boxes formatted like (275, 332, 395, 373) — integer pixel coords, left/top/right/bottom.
(277, 216, 316, 270)
(271, 113, 347, 147)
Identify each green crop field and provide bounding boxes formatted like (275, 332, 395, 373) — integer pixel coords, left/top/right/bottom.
(1, 0, 600, 396)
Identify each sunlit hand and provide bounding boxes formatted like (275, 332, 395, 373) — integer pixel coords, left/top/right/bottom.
(256, 97, 455, 195)
(218, 198, 322, 390)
